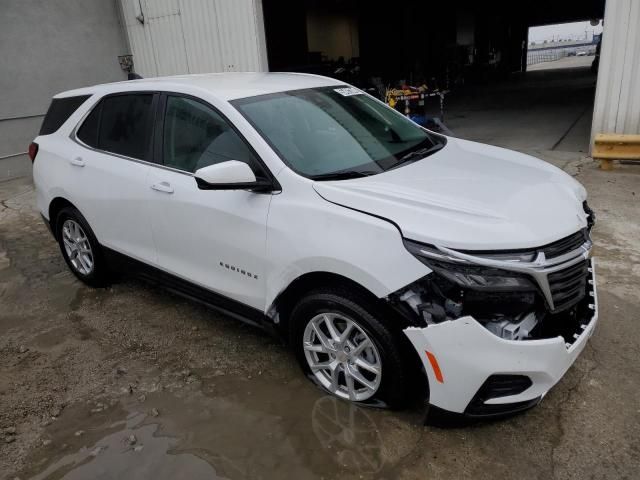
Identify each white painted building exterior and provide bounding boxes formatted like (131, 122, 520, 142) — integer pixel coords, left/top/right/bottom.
(591, 0, 640, 142)
(118, 0, 268, 77)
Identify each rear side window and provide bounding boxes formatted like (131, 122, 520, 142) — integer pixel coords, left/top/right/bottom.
(39, 95, 91, 135)
(77, 94, 154, 161)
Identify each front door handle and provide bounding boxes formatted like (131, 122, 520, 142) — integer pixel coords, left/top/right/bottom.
(150, 181, 174, 194)
(70, 156, 85, 167)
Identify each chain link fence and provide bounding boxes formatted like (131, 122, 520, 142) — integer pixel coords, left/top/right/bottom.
(527, 49, 568, 66)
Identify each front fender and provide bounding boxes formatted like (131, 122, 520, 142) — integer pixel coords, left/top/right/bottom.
(263, 182, 429, 312)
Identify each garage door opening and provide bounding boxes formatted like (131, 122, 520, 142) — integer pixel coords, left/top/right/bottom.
(261, 0, 607, 153)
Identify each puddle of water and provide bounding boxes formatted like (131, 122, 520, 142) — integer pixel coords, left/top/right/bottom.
(27, 413, 219, 480)
(22, 374, 426, 480)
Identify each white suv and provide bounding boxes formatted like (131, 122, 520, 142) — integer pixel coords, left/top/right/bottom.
(32, 73, 597, 419)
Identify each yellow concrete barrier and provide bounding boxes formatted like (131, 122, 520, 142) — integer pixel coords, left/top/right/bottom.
(593, 134, 640, 170)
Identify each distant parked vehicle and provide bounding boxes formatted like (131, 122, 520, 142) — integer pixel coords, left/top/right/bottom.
(30, 73, 598, 419)
(576, 51, 587, 56)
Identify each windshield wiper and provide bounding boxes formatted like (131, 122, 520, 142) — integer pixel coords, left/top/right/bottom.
(310, 170, 377, 181)
(389, 142, 445, 170)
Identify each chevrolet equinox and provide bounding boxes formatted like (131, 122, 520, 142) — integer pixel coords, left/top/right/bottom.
(31, 73, 598, 418)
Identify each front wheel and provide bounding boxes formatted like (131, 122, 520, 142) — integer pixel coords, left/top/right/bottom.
(290, 289, 413, 408)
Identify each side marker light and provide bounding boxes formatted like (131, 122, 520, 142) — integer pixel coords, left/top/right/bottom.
(425, 350, 444, 383)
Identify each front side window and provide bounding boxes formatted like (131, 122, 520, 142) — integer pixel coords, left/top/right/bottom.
(77, 94, 154, 161)
(233, 87, 445, 180)
(162, 96, 258, 174)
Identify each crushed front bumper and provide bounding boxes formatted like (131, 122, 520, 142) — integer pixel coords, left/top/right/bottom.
(404, 260, 598, 416)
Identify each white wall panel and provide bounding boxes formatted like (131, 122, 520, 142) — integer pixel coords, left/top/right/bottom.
(144, 0, 180, 18)
(592, 0, 640, 142)
(119, 0, 268, 78)
(179, 0, 225, 73)
(120, 0, 159, 76)
(147, 13, 189, 75)
(253, 0, 269, 72)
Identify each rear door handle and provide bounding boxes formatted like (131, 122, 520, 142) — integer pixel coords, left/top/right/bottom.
(70, 156, 85, 167)
(151, 181, 174, 194)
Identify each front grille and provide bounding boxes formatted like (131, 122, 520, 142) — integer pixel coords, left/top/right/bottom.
(540, 229, 588, 259)
(548, 259, 589, 311)
(459, 229, 590, 260)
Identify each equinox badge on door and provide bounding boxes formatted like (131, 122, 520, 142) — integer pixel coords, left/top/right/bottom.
(220, 261, 258, 280)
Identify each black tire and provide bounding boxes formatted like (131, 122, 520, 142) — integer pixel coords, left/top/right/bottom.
(55, 207, 109, 287)
(290, 288, 414, 409)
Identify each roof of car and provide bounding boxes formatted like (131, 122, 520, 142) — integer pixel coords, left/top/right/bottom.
(55, 72, 345, 101)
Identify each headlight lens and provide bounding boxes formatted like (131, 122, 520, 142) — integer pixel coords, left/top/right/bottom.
(404, 240, 537, 292)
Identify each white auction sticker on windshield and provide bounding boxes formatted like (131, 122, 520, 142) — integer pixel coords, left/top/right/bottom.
(334, 87, 363, 96)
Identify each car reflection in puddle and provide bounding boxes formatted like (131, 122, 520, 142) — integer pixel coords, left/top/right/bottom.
(24, 375, 425, 480)
(311, 396, 385, 475)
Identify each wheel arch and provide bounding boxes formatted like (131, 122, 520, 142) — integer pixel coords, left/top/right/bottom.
(273, 270, 430, 406)
(48, 197, 79, 239)
(268, 271, 414, 342)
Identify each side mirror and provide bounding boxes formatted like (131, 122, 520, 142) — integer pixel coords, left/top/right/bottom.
(194, 161, 273, 191)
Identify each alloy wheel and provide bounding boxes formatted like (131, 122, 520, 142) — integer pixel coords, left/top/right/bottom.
(303, 312, 382, 401)
(62, 219, 94, 275)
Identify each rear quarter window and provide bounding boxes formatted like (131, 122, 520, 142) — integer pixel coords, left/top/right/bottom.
(39, 95, 91, 135)
(76, 102, 102, 148)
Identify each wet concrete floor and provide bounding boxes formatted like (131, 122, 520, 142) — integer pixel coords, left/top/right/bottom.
(1, 155, 640, 479)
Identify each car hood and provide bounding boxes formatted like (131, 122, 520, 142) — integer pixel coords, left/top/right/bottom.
(312, 138, 589, 250)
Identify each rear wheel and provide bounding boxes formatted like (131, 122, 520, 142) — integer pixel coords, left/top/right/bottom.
(291, 288, 412, 408)
(55, 207, 109, 287)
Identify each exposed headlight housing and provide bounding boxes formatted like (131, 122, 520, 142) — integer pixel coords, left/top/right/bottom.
(404, 240, 538, 292)
(583, 201, 595, 231)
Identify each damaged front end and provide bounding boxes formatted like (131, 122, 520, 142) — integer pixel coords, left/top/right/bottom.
(389, 223, 598, 417)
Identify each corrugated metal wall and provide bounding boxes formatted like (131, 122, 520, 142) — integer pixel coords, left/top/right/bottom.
(118, 0, 268, 77)
(591, 0, 640, 142)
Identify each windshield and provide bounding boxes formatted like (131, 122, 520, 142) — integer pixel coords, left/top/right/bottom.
(232, 86, 445, 180)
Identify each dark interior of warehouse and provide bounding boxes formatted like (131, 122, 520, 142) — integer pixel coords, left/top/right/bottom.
(262, 0, 606, 90)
